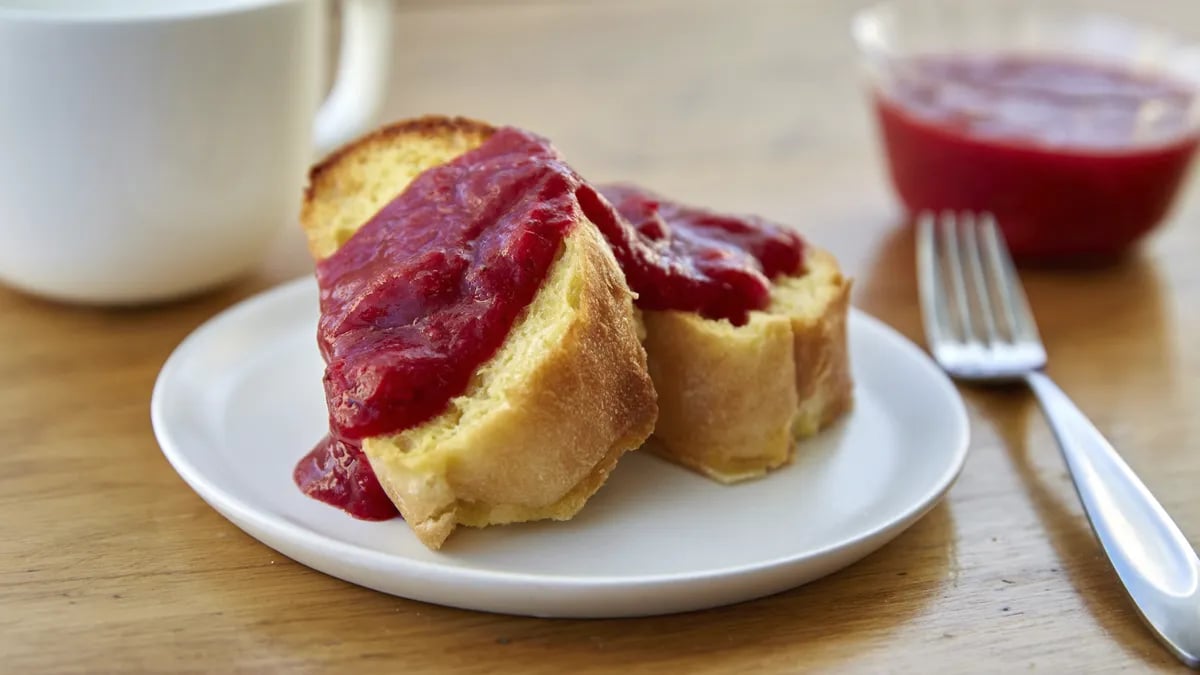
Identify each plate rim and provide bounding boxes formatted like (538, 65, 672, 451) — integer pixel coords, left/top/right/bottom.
(151, 275, 969, 591)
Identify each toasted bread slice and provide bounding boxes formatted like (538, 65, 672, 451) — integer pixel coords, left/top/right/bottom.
(641, 248, 853, 483)
(302, 117, 657, 549)
(303, 117, 494, 260)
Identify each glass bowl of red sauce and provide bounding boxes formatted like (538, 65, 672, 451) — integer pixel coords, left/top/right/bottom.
(853, 0, 1200, 263)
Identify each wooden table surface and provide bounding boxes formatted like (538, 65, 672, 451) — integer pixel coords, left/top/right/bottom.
(5, 1, 1200, 672)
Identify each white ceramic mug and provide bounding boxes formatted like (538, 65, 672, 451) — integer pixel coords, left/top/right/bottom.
(0, 0, 391, 304)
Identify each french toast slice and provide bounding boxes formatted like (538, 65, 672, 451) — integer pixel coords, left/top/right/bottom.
(302, 117, 657, 549)
(640, 249, 853, 483)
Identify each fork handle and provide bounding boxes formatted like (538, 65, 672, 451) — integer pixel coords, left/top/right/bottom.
(1025, 371, 1200, 667)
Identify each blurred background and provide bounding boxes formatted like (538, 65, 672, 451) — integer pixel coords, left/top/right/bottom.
(317, 0, 1200, 278)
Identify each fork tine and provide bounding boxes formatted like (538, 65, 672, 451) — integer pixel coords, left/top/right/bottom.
(960, 213, 999, 345)
(939, 211, 978, 343)
(979, 214, 1042, 343)
(916, 212, 954, 346)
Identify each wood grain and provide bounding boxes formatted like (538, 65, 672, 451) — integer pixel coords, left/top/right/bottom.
(3, 0, 1199, 672)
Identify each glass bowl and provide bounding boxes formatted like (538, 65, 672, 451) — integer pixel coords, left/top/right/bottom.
(853, 0, 1200, 263)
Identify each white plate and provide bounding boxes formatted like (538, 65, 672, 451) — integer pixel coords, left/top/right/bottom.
(152, 277, 969, 618)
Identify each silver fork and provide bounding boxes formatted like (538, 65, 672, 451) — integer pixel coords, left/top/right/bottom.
(917, 211, 1200, 669)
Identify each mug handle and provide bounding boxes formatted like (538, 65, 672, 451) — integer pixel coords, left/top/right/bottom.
(313, 0, 393, 157)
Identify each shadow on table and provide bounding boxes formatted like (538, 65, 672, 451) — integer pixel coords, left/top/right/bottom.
(978, 391, 1178, 670)
(196, 501, 955, 671)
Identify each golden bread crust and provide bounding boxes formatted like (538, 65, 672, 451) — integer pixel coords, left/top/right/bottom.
(789, 251, 854, 437)
(641, 247, 853, 483)
(302, 116, 497, 260)
(301, 116, 656, 548)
